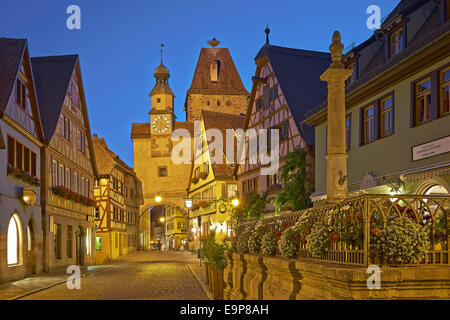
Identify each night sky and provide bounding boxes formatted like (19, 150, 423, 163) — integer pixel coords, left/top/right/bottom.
(0, 0, 398, 167)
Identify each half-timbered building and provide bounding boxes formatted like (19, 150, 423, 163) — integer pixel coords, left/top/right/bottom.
(236, 31, 330, 211)
(187, 110, 244, 251)
(93, 135, 143, 264)
(32, 55, 98, 271)
(0, 38, 45, 283)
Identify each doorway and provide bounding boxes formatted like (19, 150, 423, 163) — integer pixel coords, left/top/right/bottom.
(76, 226, 84, 266)
(26, 219, 37, 275)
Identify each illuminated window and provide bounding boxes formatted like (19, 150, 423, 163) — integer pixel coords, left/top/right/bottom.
(7, 214, 21, 265)
(440, 66, 450, 117)
(362, 105, 375, 144)
(59, 165, 65, 187)
(86, 228, 92, 256)
(95, 237, 102, 251)
(380, 95, 394, 137)
(74, 173, 78, 193)
(52, 160, 58, 186)
(390, 28, 403, 56)
(415, 78, 432, 125)
(66, 168, 71, 189)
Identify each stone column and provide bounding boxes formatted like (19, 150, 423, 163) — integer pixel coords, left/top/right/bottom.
(320, 31, 353, 202)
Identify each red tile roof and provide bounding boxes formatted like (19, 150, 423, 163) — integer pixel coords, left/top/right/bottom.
(186, 48, 249, 96)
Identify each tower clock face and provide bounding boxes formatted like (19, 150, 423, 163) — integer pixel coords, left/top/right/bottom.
(152, 115, 170, 133)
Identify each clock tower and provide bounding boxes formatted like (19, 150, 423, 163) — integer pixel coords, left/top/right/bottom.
(149, 45, 174, 135)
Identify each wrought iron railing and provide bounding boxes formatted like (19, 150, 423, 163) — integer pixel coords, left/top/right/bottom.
(236, 194, 450, 267)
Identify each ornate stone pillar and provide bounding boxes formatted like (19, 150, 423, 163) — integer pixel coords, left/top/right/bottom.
(320, 31, 353, 202)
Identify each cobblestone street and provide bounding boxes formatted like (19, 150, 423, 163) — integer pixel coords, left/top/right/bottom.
(19, 251, 209, 300)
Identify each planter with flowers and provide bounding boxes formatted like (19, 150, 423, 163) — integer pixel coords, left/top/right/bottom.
(7, 164, 40, 187)
(51, 186, 96, 207)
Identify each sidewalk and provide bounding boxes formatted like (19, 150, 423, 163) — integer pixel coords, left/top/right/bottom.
(185, 251, 214, 300)
(0, 264, 113, 300)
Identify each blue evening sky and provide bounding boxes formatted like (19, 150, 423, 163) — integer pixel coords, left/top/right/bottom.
(0, 0, 398, 167)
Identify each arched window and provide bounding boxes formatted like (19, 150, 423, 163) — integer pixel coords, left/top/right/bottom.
(425, 185, 448, 195)
(7, 214, 22, 265)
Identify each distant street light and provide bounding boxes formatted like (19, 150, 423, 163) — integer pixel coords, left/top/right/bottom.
(155, 194, 162, 203)
(159, 217, 165, 223)
(231, 198, 239, 207)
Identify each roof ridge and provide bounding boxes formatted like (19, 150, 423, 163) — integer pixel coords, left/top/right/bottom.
(31, 54, 78, 62)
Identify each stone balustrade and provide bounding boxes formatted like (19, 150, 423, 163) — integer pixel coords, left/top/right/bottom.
(224, 252, 450, 300)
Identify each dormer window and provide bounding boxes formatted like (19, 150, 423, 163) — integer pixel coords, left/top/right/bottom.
(345, 62, 357, 86)
(390, 28, 404, 56)
(210, 60, 221, 82)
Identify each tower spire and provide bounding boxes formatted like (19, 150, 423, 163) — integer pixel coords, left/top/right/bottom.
(160, 43, 164, 65)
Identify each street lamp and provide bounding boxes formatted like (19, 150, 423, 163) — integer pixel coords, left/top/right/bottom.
(231, 198, 239, 207)
(155, 194, 162, 203)
(184, 198, 193, 209)
(159, 217, 165, 223)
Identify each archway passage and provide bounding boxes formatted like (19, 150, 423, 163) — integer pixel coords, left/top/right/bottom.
(76, 226, 85, 266)
(7, 214, 22, 266)
(26, 219, 37, 275)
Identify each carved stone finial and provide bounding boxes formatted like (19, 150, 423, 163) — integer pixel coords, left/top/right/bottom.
(208, 38, 220, 48)
(265, 25, 270, 44)
(329, 30, 344, 63)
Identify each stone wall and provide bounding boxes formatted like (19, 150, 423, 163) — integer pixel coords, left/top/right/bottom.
(224, 253, 450, 300)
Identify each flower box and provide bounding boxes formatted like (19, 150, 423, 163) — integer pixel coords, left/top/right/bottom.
(7, 164, 40, 187)
(51, 186, 96, 207)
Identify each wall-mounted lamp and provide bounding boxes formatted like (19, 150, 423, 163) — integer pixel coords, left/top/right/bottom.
(22, 188, 36, 206)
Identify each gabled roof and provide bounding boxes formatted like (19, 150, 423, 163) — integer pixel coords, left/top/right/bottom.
(381, 0, 428, 29)
(31, 54, 99, 177)
(93, 135, 136, 177)
(0, 38, 26, 112)
(31, 54, 78, 141)
(185, 47, 249, 98)
(250, 44, 331, 145)
(130, 123, 151, 139)
(130, 121, 195, 139)
(202, 110, 245, 179)
(0, 38, 45, 142)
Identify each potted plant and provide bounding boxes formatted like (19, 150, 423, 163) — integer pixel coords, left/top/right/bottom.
(201, 231, 229, 299)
